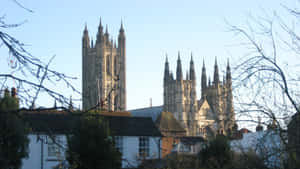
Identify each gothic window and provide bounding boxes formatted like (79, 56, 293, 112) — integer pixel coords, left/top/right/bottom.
(114, 95, 118, 110)
(106, 55, 110, 73)
(114, 55, 118, 75)
(114, 136, 123, 154)
(139, 136, 149, 157)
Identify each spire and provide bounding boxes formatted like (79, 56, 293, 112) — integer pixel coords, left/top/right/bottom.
(201, 59, 207, 97)
(83, 23, 88, 35)
(189, 53, 196, 81)
(176, 51, 183, 81)
(226, 59, 232, 83)
(213, 57, 219, 86)
(99, 17, 103, 28)
(96, 18, 104, 44)
(104, 24, 109, 44)
(164, 54, 170, 84)
(118, 20, 125, 41)
(119, 19, 125, 33)
(98, 17, 103, 32)
(82, 23, 90, 48)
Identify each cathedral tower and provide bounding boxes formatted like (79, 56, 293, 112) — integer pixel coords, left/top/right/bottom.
(164, 54, 235, 137)
(82, 19, 126, 111)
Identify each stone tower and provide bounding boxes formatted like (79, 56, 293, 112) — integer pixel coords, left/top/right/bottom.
(163, 54, 235, 137)
(82, 19, 126, 111)
(163, 52, 198, 135)
(201, 58, 235, 135)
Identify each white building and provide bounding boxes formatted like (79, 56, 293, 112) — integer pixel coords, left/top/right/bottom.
(230, 130, 285, 168)
(172, 136, 205, 155)
(21, 112, 162, 169)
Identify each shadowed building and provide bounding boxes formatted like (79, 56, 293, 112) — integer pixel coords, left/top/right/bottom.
(155, 111, 186, 157)
(288, 113, 300, 168)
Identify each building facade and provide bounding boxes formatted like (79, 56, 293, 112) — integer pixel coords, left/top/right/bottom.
(82, 19, 126, 111)
(163, 53, 235, 137)
(21, 112, 162, 169)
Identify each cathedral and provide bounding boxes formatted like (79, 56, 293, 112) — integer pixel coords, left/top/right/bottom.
(82, 19, 126, 111)
(163, 53, 235, 137)
(82, 19, 235, 137)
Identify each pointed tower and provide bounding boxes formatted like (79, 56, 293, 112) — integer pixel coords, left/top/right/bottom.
(189, 53, 196, 82)
(118, 20, 126, 111)
(163, 54, 170, 112)
(176, 52, 183, 81)
(189, 53, 197, 114)
(226, 59, 232, 85)
(96, 18, 104, 44)
(213, 57, 219, 86)
(225, 59, 234, 128)
(82, 24, 90, 110)
(201, 60, 207, 98)
(82, 19, 127, 111)
(163, 54, 170, 85)
(82, 24, 90, 48)
(104, 25, 110, 45)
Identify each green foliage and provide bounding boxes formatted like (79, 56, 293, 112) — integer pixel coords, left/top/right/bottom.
(231, 151, 269, 169)
(198, 135, 233, 169)
(198, 135, 269, 169)
(0, 93, 19, 112)
(67, 113, 121, 169)
(165, 154, 199, 169)
(0, 90, 29, 169)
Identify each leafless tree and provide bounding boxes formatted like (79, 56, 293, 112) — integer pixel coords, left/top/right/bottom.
(0, 3, 79, 109)
(228, 1, 300, 168)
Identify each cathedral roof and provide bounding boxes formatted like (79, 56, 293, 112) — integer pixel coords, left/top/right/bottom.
(130, 106, 163, 121)
(155, 111, 186, 134)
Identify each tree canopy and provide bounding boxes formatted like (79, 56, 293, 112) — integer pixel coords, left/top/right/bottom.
(0, 88, 29, 169)
(67, 113, 122, 169)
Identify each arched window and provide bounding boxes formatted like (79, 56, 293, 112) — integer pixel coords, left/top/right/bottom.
(114, 55, 118, 75)
(106, 55, 110, 74)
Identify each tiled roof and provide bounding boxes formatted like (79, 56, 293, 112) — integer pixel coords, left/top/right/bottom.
(155, 111, 185, 133)
(104, 116, 161, 137)
(21, 111, 161, 137)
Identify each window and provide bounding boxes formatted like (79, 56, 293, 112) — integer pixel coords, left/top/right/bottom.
(114, 136, 123, 154)
(106, 55, 110, 73)
(47, 136, 61, 157)
(139, 136, 149, 157)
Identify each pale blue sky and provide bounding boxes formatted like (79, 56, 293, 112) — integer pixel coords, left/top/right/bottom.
(0, 0, 295, 110)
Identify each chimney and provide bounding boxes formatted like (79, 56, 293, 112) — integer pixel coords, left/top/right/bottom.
(11, 87, 17, 98)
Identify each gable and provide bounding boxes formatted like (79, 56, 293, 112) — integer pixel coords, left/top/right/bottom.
(155, 111, 186, 133)
(197, 99, 214, 120)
